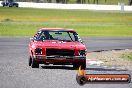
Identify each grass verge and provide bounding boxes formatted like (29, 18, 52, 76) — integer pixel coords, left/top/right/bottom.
(0, 7, 132, 36)
(121, 52, 132, 61)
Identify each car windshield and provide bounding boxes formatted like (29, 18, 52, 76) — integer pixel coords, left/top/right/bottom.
(34, 30, 82, 42)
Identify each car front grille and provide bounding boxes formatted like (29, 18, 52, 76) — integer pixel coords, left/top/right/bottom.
(46, 48, 74, 56)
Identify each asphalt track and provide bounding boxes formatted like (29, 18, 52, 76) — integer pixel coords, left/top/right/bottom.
(0, 37, 132, 88)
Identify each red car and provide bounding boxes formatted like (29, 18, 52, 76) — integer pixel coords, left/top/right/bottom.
(28, 28, 86, 69)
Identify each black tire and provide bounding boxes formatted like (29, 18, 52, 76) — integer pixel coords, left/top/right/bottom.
(3, 4, 5, 7)
(73, 63, 80, 70)
(31, 57, 39, 68)
(29, 56, 32, 66)
(9, 4, 13, 7)
(81, 62, 86, 70)
(73, 62, 86, 70)
(9, 5, 12, 7)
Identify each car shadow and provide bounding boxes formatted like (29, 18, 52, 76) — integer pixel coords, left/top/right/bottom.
(41, 65, 76, 70)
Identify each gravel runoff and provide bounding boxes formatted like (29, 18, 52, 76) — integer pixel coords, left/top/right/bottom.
(87, 49, 132, 70)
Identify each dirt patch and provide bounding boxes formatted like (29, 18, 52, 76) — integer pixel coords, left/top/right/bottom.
(87, 49, 132, 70)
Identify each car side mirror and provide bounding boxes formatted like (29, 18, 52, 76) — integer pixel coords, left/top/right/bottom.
(30, 37, 34, 42)
(81, 41, 84, 44)
(80, 40, 85, 44)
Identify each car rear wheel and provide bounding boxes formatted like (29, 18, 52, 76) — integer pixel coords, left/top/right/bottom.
(31, 57, 39, 68)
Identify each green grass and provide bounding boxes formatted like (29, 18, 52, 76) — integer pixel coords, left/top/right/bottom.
(0, 7, 132, 36)
(121, 52, 132, 61)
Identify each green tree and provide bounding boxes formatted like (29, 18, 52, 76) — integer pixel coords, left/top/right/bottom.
(93, 0, 98, 4)
(56, 0, 68, 3)
(76, 0, 86, 3)
(129, 0, 132, 5)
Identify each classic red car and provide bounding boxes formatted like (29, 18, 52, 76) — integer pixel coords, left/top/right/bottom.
(28, 28, 86, 69)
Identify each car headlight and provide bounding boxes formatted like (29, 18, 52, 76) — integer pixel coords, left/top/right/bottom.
(35, 48, 42, 55)
(79, 50, 86, 56)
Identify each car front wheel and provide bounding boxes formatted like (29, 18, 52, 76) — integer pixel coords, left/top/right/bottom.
(73, 62, 86, 70)
(28, 56, 32, 66)
(31, 57, 39, 68)
(81, 62, 86, 70)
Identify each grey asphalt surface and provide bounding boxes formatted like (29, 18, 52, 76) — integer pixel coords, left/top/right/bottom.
(0, 37, 132, 88)
(82, 37, 132, 52)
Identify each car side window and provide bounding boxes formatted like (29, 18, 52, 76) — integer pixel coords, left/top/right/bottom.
(73, 32, 82, 42)
(34, 31, 41, 40)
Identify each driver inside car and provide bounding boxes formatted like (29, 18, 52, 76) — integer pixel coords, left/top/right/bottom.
(40, 31, 54, 40)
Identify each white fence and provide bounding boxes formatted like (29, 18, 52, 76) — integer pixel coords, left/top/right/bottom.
(0, 1, 132, 11)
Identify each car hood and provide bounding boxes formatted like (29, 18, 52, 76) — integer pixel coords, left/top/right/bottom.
(32, 40, 86, 50)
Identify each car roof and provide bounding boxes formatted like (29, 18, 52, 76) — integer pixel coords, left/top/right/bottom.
(38, 28, 75, 32)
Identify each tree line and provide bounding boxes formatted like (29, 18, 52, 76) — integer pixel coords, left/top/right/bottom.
(15, 0, 106, 4)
